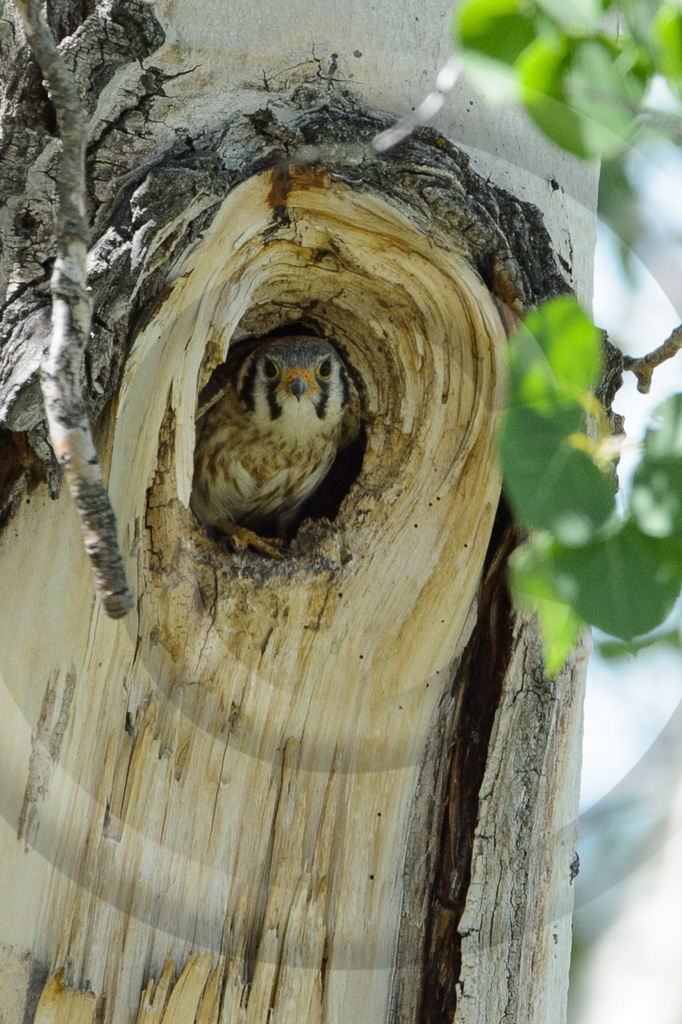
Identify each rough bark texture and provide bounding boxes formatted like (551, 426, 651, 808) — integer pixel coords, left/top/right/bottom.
(1, 96, 571, 509)
(0, 0, 165, 506)
(0, 4, 596, 1023)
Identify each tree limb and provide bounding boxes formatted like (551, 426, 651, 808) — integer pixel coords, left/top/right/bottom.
(623, 324, 682, 395)
(13, 0, 133, 619)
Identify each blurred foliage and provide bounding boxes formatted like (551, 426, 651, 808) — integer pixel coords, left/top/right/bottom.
(596, 157, 644, 277)
(455, 0, 682, 671)
(452, 0, 682, 159)
(500, 298, 682, 673)
(453, 0, 682, 277)
(598, 627, 682, 657)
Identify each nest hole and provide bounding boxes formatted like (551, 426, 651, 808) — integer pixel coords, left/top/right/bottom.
(195, 321, 368, 542)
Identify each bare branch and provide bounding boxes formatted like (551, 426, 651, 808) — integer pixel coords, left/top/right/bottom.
(623, 324, 682, 395)
(373, 55, 463, 152)
(14, 0, 133, 618)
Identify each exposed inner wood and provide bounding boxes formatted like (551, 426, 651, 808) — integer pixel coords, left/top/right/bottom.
(0, 168, 507, 1022)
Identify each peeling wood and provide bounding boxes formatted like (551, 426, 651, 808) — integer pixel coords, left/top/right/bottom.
(34, 968, 96, 1024)
(18, 667, 77, 847)
(136, 955, 176, 1022)
(0, 166, 510, 1021)
(0, 23, 595, 1021)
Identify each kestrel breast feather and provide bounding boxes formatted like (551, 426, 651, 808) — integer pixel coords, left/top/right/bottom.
(190, 335, 359, 554)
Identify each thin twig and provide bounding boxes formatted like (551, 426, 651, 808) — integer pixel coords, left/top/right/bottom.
(14, 0, 133, 619)
(623, 324, 682, 395)
(372, 55, 463, 152)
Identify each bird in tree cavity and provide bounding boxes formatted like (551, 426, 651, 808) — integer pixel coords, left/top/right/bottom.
(191, 335, 360, 556)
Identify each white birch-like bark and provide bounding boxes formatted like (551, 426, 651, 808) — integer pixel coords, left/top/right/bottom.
(0, 1, 599, 1021)
(13, 0, 133, 618)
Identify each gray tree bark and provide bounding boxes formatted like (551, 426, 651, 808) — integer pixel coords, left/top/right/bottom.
(0, 2, 614, 1022)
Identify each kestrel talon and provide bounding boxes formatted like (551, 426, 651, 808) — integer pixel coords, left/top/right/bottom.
(191, 335, 360, 554)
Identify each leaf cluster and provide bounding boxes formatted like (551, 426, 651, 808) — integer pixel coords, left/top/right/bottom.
(453, 0, 682, 158)
(500, 297, 682, 672)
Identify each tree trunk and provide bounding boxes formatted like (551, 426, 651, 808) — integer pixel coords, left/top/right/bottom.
(0, 2, 601, 1022)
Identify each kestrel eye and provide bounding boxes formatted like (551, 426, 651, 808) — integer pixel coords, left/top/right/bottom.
(317, 359, 332, 379)
(263, 359, 280, 380)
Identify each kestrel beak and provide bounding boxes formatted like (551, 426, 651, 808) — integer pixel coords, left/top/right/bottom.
(279, 368, 320, 400)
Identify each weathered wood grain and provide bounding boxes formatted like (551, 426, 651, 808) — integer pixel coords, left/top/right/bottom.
(2, 168, 508, 1021)
(0, 12, 598, 1018)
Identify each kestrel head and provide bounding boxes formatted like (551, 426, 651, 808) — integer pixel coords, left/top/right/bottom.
(236, 336, 351, 433)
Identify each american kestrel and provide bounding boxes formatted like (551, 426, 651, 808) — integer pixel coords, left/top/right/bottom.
(191, 335, 360, 556)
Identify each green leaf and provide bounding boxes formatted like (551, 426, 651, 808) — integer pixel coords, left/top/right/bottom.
(632, 395, 682, 538)
(507, 325, 560, 410)
(524, 296, 604, 392)
(640, 393, 682, 458)
(598, 156, 643, 259)
(632, 457, 682, 538)
(501, 297, 614, 540)
(454, 0, 537, 66)
(518, 34, 649, 158)
(618, 0, 676, 49)
(653, 4, 682, 92)
(511, 522, 682, 666)
(510, 540, 583, 675)
(507, 298, 603, 415)
(551, 520, 682, 639)
(535, 0, 604, 31)
(518, 35, 586, 155)
(598, 628, 682, 660)
(499, 404, 616, 539)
